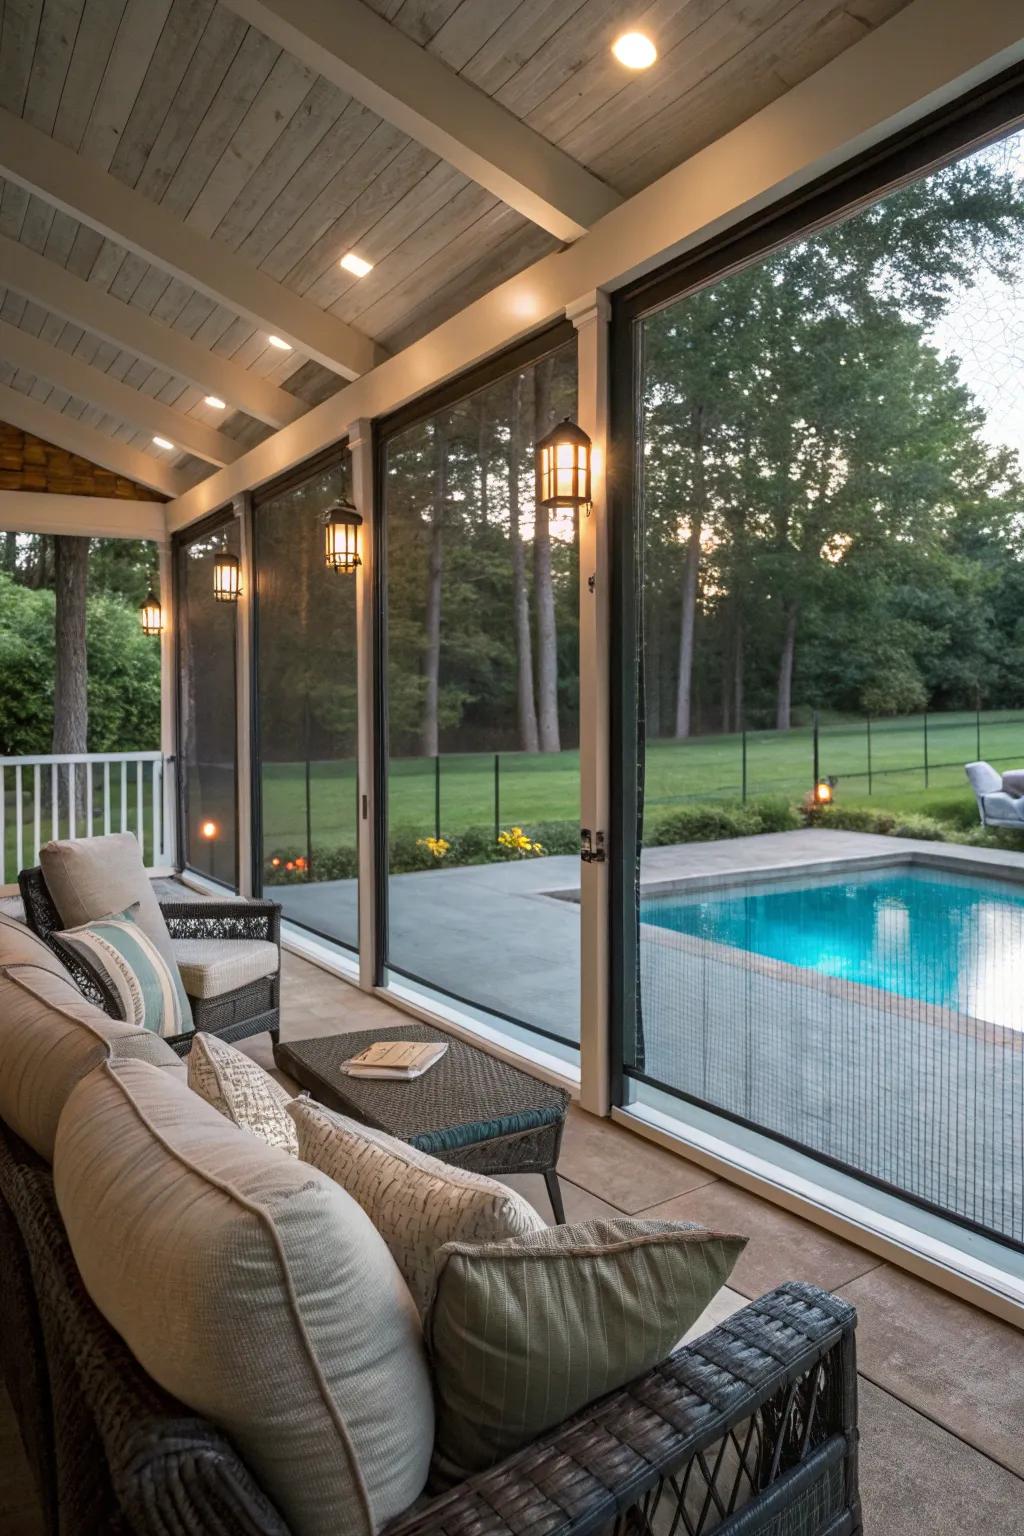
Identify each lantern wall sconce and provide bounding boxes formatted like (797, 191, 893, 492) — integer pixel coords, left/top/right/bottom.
(213, 551, 242, 602)
(323, 502, 363, 573)
(139, 588, 162, 635)
(536, 417, 592, 511)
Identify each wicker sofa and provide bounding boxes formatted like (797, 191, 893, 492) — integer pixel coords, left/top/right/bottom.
(0, 1100, 862, 1536)
(19, 862, 281, 1055)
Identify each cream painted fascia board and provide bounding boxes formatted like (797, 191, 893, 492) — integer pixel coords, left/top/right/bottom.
(0, 233, 304, 428)
(0, 383, 187, 498)
(0, 490, 167, 540)
(223, 0, 619, 242)
(167, 0, 1024, 532)
(0, 319, 242, 467)
(0, 108, 386, 381)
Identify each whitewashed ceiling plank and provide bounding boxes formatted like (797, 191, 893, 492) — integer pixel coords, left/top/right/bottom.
(52, 0, 129, 152)
(0, 0, 44, 113)
(255, 119, 414, 281)
(488, 0, 624, 125)
(388, 0, 466, 48)
(20, 0, 78, 131)
(81, 0, 173, 169)
(442, 0, 578, 89)
(107, 0, 217, 188)
(161, 27, 282, 220)
(132, 5, 249, 204)
(185, 52, 318, 236)
(330, 179, 499, 321)
(211, 75, 349, 249)
(231, 97, 383, 266)
(290, 153, 465, 303)
(592, 0, 906, 188)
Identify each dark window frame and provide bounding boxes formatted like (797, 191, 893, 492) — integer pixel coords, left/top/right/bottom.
(607, 62, 1024, 1234)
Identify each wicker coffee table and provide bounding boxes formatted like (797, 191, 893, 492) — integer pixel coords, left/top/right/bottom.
(275, 1024, 570, 1222)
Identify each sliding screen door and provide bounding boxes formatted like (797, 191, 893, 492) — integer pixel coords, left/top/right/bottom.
(380, 334, 580, 1057)
(254, 455, 358, 951)
(176, 516, 238, 887)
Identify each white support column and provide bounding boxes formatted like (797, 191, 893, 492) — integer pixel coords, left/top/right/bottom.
(234, 495, 255, 897)
(158, 540, 177, 870)
(348, 419, 377, 991)
(569, 291, 611, 1116)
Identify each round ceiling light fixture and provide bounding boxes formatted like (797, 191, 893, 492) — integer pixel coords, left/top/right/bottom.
(612, 32, 657, 69)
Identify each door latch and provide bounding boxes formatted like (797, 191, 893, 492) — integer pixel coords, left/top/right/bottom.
(580, 828, 606, 863)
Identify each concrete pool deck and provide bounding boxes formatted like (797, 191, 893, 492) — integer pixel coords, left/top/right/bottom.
(270, 828, 1024, 1248)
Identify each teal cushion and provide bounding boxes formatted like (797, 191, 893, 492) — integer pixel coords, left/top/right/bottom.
(54, 905, 190, 1038)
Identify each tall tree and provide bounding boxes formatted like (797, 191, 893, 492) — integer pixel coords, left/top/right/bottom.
(508, 373, 539, 751)
(420, 417, 447, 757)
(52, 536, 89, 818)
(533, 357, 560, 752)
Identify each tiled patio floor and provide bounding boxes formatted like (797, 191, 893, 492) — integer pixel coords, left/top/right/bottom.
(4, 947, 1024, 1533)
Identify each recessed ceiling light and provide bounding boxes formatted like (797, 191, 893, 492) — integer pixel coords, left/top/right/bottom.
(204, 395, 226, 410)
(152, 435, 174, 451)
(612, 32, 657, 69)
(267, 334, 292, 351)
(340, 251, 373, 278)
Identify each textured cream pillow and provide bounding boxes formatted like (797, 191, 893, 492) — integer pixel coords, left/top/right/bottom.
(289, 1097, 547, 1316)
(55, 1058, 433, 1536)
(0, 954, 185, 1161)
(188, 1032, 297, 1155)
(427, 1218, 747, 1481)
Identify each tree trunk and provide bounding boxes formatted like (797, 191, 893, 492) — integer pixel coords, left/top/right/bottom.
(2, 531, 16, 575)
(674, 408, 709, 740)
(420, 418, 447, 758)
(775, 600, 800, 731)
(477, 399, 490, 529)
(509, 377, 539, 752)
(52, 535, 89, 827)
(533, 359, 560, 752)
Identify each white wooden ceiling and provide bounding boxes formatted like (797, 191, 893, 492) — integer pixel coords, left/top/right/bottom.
(0, 0, 911, 496)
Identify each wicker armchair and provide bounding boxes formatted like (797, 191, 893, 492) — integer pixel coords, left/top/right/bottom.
(0, 1117, 860, 1536)
(18, 866, 281, 1057)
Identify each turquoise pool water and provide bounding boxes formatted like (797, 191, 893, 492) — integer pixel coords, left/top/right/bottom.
(641, 864, 1024, 1021)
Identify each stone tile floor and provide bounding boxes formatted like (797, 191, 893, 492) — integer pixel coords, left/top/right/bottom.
(3, 946, 1023, 1533)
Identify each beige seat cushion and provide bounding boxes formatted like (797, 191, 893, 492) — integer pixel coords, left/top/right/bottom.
(188, 1033, 297, 1155)
(55, 1059, 433, 1536)
(290, 1097, 546, 1315)
(172, 938, 278, 999)
(39, 832, 192, 1027)
(0, 922, 185, 1161)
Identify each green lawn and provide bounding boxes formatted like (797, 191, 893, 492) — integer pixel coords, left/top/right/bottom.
(7, 709, 1021, 879)
(258, 707, 1024, 854)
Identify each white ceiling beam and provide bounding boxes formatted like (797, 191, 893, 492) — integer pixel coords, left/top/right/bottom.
(0, 233, 304, 429)
(0, 108, 387, 381)
(166, 0, 1024, 533)
(0, 490, 167, 541)
(222, 0, 621, 242)
(0, 383, 187, 498)
(0, 320, 243, 468)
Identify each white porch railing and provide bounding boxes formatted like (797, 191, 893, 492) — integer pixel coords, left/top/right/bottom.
(0, 751, 169, 889)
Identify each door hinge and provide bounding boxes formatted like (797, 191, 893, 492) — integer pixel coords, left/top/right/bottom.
(580, 828, 606, 863)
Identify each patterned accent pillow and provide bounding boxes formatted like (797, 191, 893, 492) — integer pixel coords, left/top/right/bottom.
(289, 1097, 546, 1315)
(188, 1033, 298, 1156)
(54, 905, 188, 1038)
(427, 1218, 747, 1481)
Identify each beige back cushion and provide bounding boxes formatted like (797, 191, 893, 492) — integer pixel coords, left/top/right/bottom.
(0, 910, 74, 977)
(0, 956, 185, 1160)
(54, 1059, 433, 1536)
(39, 833, 188, 1007)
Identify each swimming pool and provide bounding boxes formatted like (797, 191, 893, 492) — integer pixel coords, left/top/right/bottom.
(641, 862, 1024, 1024)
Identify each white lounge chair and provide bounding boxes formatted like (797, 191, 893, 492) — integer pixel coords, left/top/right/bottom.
(965, 761, 1024, 827)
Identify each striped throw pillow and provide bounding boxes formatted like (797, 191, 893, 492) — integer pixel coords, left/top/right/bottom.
(54, 905, 189, 1038)
(427, 1217, 747, 1481)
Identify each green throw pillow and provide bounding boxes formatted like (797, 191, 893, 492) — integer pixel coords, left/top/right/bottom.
(426, 1217, 746, 1481)
(54, 904, 190, 1038)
